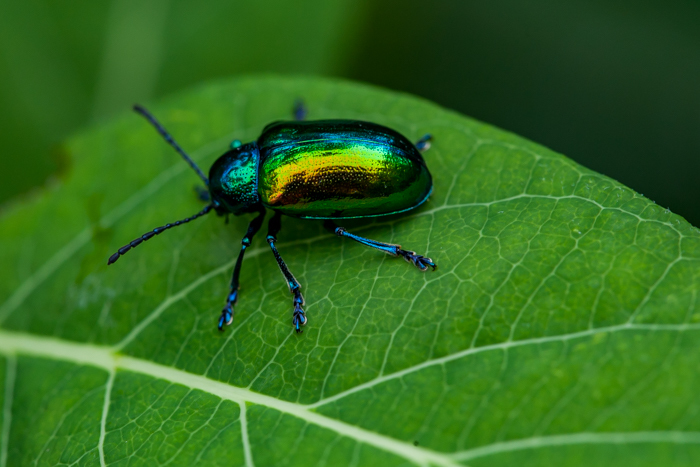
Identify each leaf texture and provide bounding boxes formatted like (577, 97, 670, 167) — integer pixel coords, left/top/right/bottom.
(1, 76, 700, 466)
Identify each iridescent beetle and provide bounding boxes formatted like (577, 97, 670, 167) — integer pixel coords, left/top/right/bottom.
(108, 102, 437, 333)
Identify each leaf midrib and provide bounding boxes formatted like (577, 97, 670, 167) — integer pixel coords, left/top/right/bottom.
(2, 325, 700, 466)
(0, 329, 460, 467)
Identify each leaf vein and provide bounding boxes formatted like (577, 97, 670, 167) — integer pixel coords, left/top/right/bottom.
(0, 355, 16, 467)
(98, 369, 115, 467)
(451, 431, 700, 462)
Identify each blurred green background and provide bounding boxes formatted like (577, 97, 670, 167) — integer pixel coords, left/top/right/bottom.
(1, 0, 699, 224)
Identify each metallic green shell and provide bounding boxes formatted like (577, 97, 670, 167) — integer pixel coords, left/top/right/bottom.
(257, 120, 432, 219)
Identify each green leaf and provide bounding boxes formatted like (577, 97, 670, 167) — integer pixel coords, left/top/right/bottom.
(1, 76, 700, 466)
(0, 0, 367, 204)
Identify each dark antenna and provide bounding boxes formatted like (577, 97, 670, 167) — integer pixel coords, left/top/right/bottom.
(107, 205, 213, 265)
(133, 104, 210, 186)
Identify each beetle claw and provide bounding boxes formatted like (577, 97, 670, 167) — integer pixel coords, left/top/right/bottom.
(219, 288, 238, 331)
(218, 304, 234, 331)
(399, 250, 437, 272)
(415, 133, 432, 152)
(293, 306, 307, 333)
(292, 290, 307, 333)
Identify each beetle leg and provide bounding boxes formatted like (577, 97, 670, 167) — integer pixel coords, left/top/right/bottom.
(218, 207, 266, 331)
(415, 133, 432, 152)
(324, 220, 437, 272)
(293, 99, 308, 121)
(194, 185, 210, 203)
(267, 212, 307, 333)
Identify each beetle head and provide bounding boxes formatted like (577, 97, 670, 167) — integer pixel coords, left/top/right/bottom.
(208, 143, 261, 215)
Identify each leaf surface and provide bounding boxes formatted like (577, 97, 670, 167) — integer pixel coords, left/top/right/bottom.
(1, 76, 700, 466)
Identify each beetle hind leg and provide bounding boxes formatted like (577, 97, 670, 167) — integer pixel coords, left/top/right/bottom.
(267, 212, 307, 333)
(415, 134, 432, 152)
(324, 220, 437, 272)
(218, 208, 266, 331)
(398, 250, 437, 271)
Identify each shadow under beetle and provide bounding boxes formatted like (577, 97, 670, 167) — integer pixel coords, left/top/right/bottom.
(108, 101, 437, 333)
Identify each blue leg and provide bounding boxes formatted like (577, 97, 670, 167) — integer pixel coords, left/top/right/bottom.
(218, 208, 266, 331)
(415, 134, 432, 152)
(293, 99, 307, 121)
(324, 220, 437, 271)
(267, 212, 307, 333)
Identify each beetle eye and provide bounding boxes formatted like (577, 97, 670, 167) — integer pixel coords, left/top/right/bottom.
(230, 139, 242, 149)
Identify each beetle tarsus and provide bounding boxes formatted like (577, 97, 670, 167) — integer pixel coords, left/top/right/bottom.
(398, 250, 437, 271)
(218, 305, 234, 331)
(218, 288, 238, 331)
(267, 212, 309, 333)
(328, 221, 438, 272)
(292, 291, 307, 333)
(415, 133, 432, 152)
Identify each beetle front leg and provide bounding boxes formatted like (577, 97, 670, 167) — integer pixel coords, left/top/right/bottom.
(218, 207, 266, 331)
(194, 185, 211, 203)
(266, 212, 307, 333)
(324, 220, 437, 271)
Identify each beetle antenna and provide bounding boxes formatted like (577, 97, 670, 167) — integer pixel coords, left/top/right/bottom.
(133, 104, 210, 186)
(107, 204, 213, 265)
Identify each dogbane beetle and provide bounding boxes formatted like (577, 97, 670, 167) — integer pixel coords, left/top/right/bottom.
(108, 102, 437, 333)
